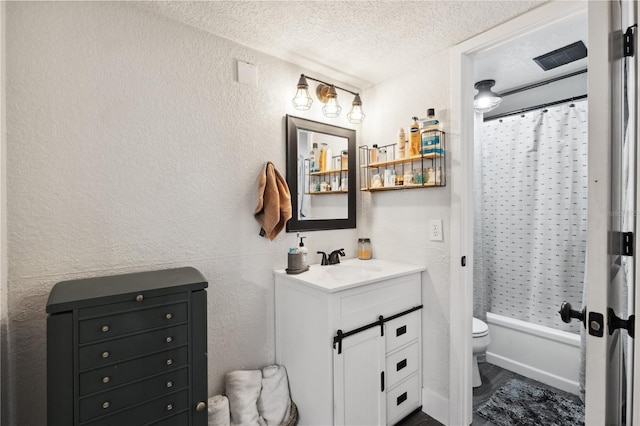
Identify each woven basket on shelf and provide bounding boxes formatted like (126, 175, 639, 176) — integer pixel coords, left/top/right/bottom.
(281, 400, 298, 426)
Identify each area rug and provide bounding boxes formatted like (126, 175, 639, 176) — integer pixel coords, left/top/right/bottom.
(476, 378, 585, 426)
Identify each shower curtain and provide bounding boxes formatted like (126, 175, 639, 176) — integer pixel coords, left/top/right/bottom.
(473, 100, 588, 334)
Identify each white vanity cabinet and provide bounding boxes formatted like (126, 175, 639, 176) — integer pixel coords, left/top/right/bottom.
(274, 259, 424, 426)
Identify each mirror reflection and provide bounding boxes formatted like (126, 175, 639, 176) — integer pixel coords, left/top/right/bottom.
(286, 115, 356, 231)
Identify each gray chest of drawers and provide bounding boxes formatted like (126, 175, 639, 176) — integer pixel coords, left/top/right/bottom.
(46, 267, 208, 426)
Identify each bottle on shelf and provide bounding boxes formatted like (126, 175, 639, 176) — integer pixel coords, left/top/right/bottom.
(420, 108, 443, 155)
(325, 145, 333, 171)
(341, 150, 348, 170)
(309, 143, 319, 172)
(371, 144, 378, 163)
(398, 128, 406, 159)
(409, 117, 420, 157)
(319, 143, 327, 171)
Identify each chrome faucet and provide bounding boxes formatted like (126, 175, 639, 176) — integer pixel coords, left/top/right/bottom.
(328, 249, 345, 265)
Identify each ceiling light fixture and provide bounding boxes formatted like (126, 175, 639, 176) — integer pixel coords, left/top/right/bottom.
(473, 79, 502, 113)
(292, 74, 365, 124)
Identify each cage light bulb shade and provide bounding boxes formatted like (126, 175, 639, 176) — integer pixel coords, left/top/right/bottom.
(292, 87, 313, 110)
(347, 95, 365, 124)
(323, 97, 342, 118)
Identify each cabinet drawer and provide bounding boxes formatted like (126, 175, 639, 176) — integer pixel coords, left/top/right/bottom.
(78, 293, 188, 319)
(81, 389, 189, 426)
(79, 324, 188, 370)
(385, 341, 419, 389)
(79, 303, 188, 344)
(385, 310, 420, 354)
(386, 374, 420, 426)
(336, 274, 420, 331)
(79, 367, 189, 422)
(80, 346, 188, 396)
(149, 412, 189, 426)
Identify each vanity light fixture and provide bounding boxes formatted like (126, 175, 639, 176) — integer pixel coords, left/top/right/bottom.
(473, 79, 502, 113)
(292, 74, 365, 124)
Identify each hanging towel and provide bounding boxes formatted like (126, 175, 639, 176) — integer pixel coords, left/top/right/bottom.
(225, 370, 265, 426)
(254, 162, 292, 241)
(208, 395, 231, 426)
(257, 365, 292, 426)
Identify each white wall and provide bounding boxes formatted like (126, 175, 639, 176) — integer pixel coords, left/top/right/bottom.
(5, 2, 360, 424)
(362, 52, 452, 405)
(0, 2, 7, 425)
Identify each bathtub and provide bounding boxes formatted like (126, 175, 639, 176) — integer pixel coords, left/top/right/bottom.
(485, 312, 581, 395)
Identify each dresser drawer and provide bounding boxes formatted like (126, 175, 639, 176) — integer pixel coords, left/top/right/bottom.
(79, 324, 188, 370)
(386, 373, 420, 426)
(78, 293, 188, 319)
(149, 412, 189, 426)
(80, 346, 188, 396)
(78, 303, 188, 344)
(79, 367, 189, 422)
(81, 389, 189, 426)
(385, 341, 419, 389)
(385, 310, 420, 354)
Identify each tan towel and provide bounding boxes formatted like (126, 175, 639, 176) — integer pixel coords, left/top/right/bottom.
(254, 162, 292, 240)
(257, 365, 291, 426)
(208, 395, 230, 426)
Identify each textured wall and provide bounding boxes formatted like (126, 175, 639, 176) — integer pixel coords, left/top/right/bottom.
(362, 54, 452, 401)
(5, 2, 359, 424)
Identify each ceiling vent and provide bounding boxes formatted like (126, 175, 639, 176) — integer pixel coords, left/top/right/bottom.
(533, 41, 587, 71)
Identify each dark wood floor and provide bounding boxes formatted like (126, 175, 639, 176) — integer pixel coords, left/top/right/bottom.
(396, 362, 583, 426)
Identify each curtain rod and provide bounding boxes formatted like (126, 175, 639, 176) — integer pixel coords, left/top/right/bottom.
(498, 68, 587, 98)
(484, 94, 587, 122)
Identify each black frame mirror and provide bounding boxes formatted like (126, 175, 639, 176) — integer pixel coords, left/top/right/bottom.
(286, 115, 356, 231)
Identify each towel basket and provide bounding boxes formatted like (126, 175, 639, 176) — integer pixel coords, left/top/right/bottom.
(281, 400, 298, 426)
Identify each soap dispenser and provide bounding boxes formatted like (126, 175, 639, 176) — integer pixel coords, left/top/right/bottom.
(298, 234, 308, 267)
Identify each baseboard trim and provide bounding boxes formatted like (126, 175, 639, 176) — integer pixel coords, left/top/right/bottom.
(421, 386, 449, 425)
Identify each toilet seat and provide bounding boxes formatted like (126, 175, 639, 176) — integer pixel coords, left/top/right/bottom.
(473, 318, 489, 338)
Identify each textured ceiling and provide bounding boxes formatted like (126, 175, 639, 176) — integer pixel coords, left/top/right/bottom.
(138, 1, 548, 89)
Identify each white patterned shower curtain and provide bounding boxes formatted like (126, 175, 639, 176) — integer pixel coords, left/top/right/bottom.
(473, 100, 588, 334)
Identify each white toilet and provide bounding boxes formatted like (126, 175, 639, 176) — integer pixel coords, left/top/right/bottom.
(472, 317, 491, 388)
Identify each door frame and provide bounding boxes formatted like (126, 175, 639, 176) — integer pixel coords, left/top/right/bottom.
(448, 2, 590, 425)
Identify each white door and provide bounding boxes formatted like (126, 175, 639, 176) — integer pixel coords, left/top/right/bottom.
(333, 326, 386, 426)
(584, 1, 637, 424)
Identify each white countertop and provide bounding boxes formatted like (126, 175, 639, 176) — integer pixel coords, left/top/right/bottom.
(274, 257, 425, 293)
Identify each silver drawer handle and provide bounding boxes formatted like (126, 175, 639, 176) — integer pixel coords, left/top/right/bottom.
(102, 401, 110, 409)
(166, 381, 173, 388)
(166, 404, 173, 411)
(102, 376, 110, 384)
(102, 351, 110, 359)
(166, 336, 173, 343)
(101, 325, 110, 332)
(196, 401, 206, 412)
(166, 358, 173, 365)
(165, 313, 173, 320)
(135, 294, 144, 302)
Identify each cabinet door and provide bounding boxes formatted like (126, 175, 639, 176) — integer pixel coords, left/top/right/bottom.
(333, 327, 385, 426)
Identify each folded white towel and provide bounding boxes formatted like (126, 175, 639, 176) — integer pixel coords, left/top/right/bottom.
(208, 395, 230, 426)
(257, 365, 291, 426)
(225, 370, 264, 426)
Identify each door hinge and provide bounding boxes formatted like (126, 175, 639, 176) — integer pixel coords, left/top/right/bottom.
(608, 308, 635, 338)
(612, 231, 634, 256)
(624, 24, 637, 57)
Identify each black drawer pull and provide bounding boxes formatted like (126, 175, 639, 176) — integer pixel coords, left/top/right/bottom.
(166, 336, 173, 343)
(396, 359, 407, 371)
(102, 376, 110, 384)
(166, 404, 173, 411)
(101, 325, 110, 332)
(397, 392, 407, 405)
(102, 401, 110, 409)
(396, 325, 407, 337)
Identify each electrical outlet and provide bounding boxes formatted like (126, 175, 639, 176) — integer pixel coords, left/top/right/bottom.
(430, 219, 443, 241)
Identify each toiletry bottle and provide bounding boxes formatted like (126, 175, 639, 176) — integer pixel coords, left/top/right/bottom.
(341, 150, 348, 170)
(319, 143, 327, 171)
(310, 143, 318, 172)
(371, 144, 378, 163)
(358, 238, 372, 260)
(409, 117, 420, 157)
(398, 128, 406, 159)
(298, 234, 308, 267)
(325, 146, 333, 171)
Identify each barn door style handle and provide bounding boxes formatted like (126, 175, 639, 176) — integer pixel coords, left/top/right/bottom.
(559, 302, 586, 328)
(608, 308, 635, 338)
